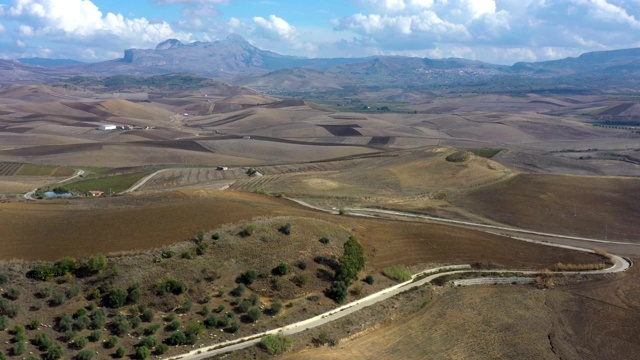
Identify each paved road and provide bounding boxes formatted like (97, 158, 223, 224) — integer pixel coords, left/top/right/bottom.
(23, 170, 85, 200)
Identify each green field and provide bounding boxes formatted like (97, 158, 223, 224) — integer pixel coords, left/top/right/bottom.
(66, 171, 152, 193)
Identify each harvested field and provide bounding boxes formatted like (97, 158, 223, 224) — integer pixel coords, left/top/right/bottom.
(140, 167, 247, 190)
(0, 190, 603, 271)
(65, 171, 152, 193)
(453, 173, 640, 241)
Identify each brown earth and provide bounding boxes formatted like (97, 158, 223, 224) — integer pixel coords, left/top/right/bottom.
(280, 266, 640, 360)
(452, 173, 640, 242)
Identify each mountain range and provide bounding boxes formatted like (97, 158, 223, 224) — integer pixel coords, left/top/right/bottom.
(2, 34, 640, 93)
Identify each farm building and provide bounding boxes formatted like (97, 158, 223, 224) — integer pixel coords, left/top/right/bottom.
(87, 190, 104, 197)
(216, 166, 228, 171)
(98, 124, 117, 130)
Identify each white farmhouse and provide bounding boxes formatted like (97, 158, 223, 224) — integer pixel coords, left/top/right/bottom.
(98, 124, 117, 130)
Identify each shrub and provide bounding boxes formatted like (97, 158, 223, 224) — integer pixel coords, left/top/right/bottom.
(127, 283, 141, 304)
(179, 299, 193, 313)
(319, 237, 330, 244)
(60, 330, 76, 343)
(28, 263, 56, 281)
(44, 345, 64, 360)
(156, 276, 188, 295)
(110, 315, 130, 336)
(211, 232, 220, 240)
(138, 337, 157, 349)
(296, 260, 307, 270)
(155, 343, 169, 355)
(364, 275, 375, 285)
(278, 223, 292, 235)
(270, 300, 282, 315)
(0, 315, 7, 330)
(5, 287, 20, 300)
(0, 298, 19, 318)
(240, 224, 256, 237)
(76, 349, 94, 360)
(138, 308, 153, 322)
(230, 284, 246, 297)
(204, 315, 217, 328)
(89, 330, 102, 342)
(272, 262, 290, 276)
(130, 316, 141, 329)
(168, 330, 186, 345)
(181, 250, 195, 260)
(135, 346, 151, 360)
(195, 230, 205, 242)
(87, 254, 107, 273)
(195, 242, 209, 256)
(115, 346, 126, 358)
(12, 341, 26, 356)
(166, 320, 180, 332)
(216, 316, 229, 329)
(247, 307, 262, 322)
(215, 304, 226, 313)
(271, 278, 282, 291)
(90, 307, 107, 329)
(72, 336, 88, 349)
(105, 335, 119, 349)
(292, 274, 309, 287)
(383, 265, 411, 282)
(327, 281, 348, 303)
(0, 274, 6, 285)
(161, 249, 175, 259)
(239, 269, 258, 285)
(57, 312, 74, 331)
(238, 299, 252, 313)
(50, 291, 68, 307)
(33, 332, 53, 350)
(54, 257, 78, 277)
(350, 284, 363, 295)
(226, 320, 240, 333)
(106, 288, 128, 308)
(260, 333, 293, 355)
(144, 323, 161, 336)
(35, 286, 51, 299)
(73, 315, 91, 330)
(65, 286, 81, 299)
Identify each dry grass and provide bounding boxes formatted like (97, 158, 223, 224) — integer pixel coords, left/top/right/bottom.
(551, 262, 608, 271)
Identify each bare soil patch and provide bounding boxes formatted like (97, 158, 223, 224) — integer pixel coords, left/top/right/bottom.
(452, 173, 640, 241)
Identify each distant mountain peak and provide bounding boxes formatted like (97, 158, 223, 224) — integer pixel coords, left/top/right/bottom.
(225, 34, 250, 45)
(155, 39, 184, 51)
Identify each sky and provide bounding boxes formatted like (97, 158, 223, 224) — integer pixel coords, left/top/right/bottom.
(0, 0, 639, 65)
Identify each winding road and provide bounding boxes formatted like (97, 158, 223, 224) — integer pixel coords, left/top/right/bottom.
(166, 198, 632, 360)
(23, 169, 85, 200)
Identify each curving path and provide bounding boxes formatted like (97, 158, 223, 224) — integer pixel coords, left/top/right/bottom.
(23, 169, 85, 200)
(166, 199, 632, 360)
(119, 168, 171, 194)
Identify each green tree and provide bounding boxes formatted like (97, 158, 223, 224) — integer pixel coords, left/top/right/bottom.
(239, 269, 258, 285)
(106, 288, 128, 308)
(0, 315, 8, 330)
(154, 343, 169, 355)
(87, 254, 107, 273)
(327, 281, 348, 303)
(105, 335, 119, 349)
(44, 345, 64, 360)
(135, 346, 151, 359)
(115, 346, 126, 358)
(77, 349, 94, 360)
(247, 307, 262, 322)
(336, 235, 366, 285)
(270, 300, 283, 315)
(272, 262, 290, 276)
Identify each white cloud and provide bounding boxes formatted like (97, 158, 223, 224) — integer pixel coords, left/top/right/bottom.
(0, 0, 192, 60)
(253, 15, 296, 41)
